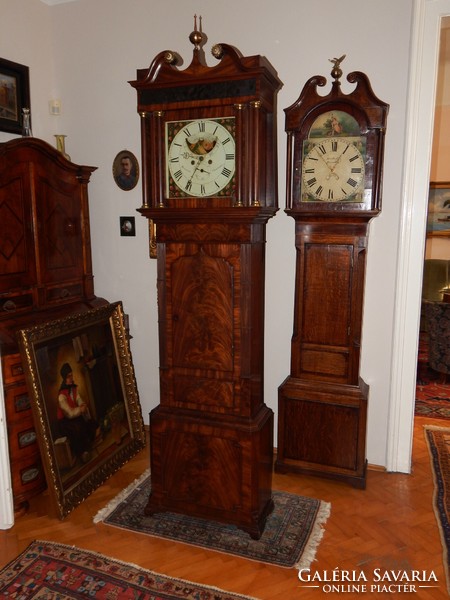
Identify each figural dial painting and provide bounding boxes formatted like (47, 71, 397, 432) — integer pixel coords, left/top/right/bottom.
(300, 110, 366, 203)
(166, 117, 236, 198)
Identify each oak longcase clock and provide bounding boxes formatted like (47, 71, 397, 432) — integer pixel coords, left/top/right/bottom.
(275, 57, 388, 488)
(130, 20, 282, 538)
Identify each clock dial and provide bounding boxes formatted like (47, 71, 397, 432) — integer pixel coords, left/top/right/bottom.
(166, 118, 235, 198)
(301, 137, 365, 202)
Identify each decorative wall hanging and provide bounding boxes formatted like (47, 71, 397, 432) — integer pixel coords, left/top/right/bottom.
(0, 57, 31, 135)
(112, 150, 139, 190)
(427, 182, 450, 236)
(120, 216, 136, 236)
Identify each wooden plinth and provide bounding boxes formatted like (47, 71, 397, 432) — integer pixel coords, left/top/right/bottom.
(146, 404, 274, 539)
(275, 376, 368, 489)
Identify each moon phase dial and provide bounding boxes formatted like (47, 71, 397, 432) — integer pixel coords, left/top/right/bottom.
(166, 118, 235, 198)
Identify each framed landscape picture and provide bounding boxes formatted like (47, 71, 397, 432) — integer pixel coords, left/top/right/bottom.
(0, 57, 30, 134)
(427, 182, 450, 236)
(18, 302, 146, 519)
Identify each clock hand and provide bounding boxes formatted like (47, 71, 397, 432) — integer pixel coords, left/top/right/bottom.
(327, 143, 352, 178)
(313, 147, 330, 166)
(186, 157, 211, 185)
(313, 149, 339, 180)
(325, 144, 352, 181)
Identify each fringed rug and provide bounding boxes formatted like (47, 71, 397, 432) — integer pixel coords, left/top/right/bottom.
(94, 470, 330, 569)
(425, 425, 450, 594)
(0, 540, 258, 600)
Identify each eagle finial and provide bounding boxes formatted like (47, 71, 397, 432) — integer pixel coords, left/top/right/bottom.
(329, 54, 346, 82)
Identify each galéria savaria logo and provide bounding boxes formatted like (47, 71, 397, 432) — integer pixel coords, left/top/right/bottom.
(298, 568, 440, 594)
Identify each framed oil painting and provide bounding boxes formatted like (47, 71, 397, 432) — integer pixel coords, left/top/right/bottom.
(0, 57, 30, 134)
(427, 182, 450, 236)
(18, 301, 146, 519)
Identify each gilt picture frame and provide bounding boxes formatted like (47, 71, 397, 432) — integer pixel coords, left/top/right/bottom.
(0, 57, 30, 134)
(427, 181, 450, 236)
(18, 301, 146, 519)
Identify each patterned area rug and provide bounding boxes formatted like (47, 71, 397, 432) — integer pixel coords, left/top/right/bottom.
(425, 425, 450, 594)
(416, 333, 450, 419)
(94, 470, 330, 569)
(0, 540, 258, 600)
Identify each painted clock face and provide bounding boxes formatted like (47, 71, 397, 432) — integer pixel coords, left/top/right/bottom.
(298, 110, 366, 203)
(301, 137, 365, 202)
(166, 118, 235, 198)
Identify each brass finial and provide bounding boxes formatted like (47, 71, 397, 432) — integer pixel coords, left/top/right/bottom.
(189, 14, 204, 49)
(329, 54, 346, 81)
(164, 51, 178, 65)
(211, 44, 223, 59)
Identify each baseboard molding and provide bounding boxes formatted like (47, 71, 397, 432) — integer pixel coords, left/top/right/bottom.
(143, 432, 387, 473)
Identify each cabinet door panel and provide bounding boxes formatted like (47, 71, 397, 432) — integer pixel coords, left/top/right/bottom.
(302, 243, 352, 346)
(162, 242, 241, 413)
(0, 163, 36, 291)
(172, 252, 233, 371)
(35, 168, 84, 285)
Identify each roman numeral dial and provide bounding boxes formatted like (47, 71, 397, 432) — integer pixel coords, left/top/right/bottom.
(166, 118, 235, 198)
(301, 138, 365, 202)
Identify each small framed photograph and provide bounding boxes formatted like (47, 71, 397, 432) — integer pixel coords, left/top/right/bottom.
(0, 57, 30, 134)
(113, 150, 139, 191)
(120, 216, 136, 236)
(427, 182, 450, 236)
(18, 302, 146, 519)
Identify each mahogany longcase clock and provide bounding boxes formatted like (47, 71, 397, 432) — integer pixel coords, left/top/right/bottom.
(275, 57, 388, 488)
(130, 21, 282, 538)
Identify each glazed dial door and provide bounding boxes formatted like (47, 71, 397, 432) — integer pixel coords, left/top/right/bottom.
(301, 137, 365, 202)
(296, 109, 367, 204)
(166, 118, 235, 198)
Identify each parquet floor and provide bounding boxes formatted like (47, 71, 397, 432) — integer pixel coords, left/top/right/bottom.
(0, 416, 447, 599)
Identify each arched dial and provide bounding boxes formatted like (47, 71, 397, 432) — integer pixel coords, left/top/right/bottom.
(302, 137, 365, 202)
(166, 118, 235, 198)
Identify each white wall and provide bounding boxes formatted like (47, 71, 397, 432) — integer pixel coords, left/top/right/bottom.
(0, 0, 415, 498)
(0, 1, 57, 140)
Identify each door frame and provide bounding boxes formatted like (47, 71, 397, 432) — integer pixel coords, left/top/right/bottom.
(387, 0, 450, 472)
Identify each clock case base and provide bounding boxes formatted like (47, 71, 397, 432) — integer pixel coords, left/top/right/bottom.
(145, 404, 274, 539)
(275, 375, 368, 489)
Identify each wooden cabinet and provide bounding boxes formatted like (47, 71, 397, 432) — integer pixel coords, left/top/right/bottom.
(0, 138, 96, 314)
(2, 353, 45, 514)
(0, 138, 106, 513)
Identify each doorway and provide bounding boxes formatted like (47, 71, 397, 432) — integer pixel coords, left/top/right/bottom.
(387, 0, 450, 473)
(415, 16, 450, 421)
